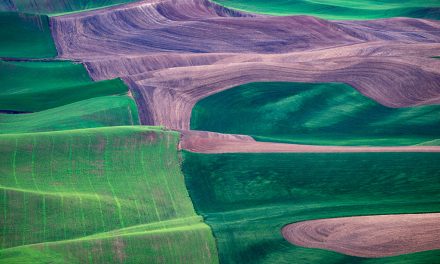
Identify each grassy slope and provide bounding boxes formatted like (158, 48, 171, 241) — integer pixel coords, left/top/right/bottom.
(191, 82, 440, 146)
(0, 60, 129, 112)
(214, 0, 440, 20)
(0, 12, 56, 58)
(0, 127, 218, 263)
(0, 95, 140, 134)
(0, 0, 137, 15)
(0, 59, 142, 134)
(183, 151, 440, 263)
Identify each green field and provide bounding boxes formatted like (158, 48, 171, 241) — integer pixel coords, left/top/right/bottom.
(0, 60, 129, 112)
(191, 82, 440, 146)
(0, 95, 140, 134)
(183, 151, 440, 263)
(0, 127, 218, 263)
(0, 12, 56, 58)
(214, 0, 440, 20)
(0, 0, 137, 15)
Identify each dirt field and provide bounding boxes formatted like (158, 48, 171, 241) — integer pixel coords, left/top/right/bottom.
(50, 0, 440, 129)
(180, 130, 440, 153)
(282, 213, 440, 257)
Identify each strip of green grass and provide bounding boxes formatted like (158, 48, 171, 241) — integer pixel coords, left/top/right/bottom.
(0, 0, 137, 15)
(0, 95, 139, 134)
(191, 82, 440, 146)
(0, 127, 218, 263)
(0, 60, 129, 112)
(183, 151, 440, 263)
(213, 0, 440, 20)
(0, 12, 56, 58)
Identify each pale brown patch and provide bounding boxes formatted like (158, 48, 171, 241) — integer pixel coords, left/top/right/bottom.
(112, 237, 126, 263)
(282, 213, 440, 258)
(179, 130, 440, 153)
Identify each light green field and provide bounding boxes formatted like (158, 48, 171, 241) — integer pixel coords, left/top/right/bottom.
(0, 0, 137, 15)
(0, 127, 218, 263)
(0, 12, 56, 58)
(0, 60, 129, 112)
(183, 151, 440, 263)
(191, 82, 440, 146)
(0, 95, 139, 134)
(214, 0, 440, 20)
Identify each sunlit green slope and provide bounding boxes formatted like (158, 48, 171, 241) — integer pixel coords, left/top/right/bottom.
(183, 151, 440, 263)
(191, 82, 440, 146)
(0, 12, 56, 58)
(214, 0, 440, 20)
(0, 60, 129, 112)
(0, 60, 128, 112)
(0, 127, 218, 263)
(0, 95, 139, 134)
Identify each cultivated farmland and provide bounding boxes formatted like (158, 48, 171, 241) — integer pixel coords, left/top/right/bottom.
(1, 0, 440, 263)
(0, 0, 139, 15)
(0, 95, 139, 134)
(0, 60, 129, 112)
(0, 127, 218, 263)
(213, 0, 440, 19)
(191, 82, 440, 146)
(182, 151, 440, 263)
(0, 12, 56, 58)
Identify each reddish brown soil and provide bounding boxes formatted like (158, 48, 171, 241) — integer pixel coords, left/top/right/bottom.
(50, 0, 440, 130)
(282, 213, 440, 258)
(180, 130, 440, 153)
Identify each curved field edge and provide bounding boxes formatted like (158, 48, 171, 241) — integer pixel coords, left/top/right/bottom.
(212, 0, 440, 20)
(0, 127, 219, 263)
(182, 151, 440, 263)
(0, 60, 128, 112)
(190, 82, 440, 146)
(281, 213, 440, 258)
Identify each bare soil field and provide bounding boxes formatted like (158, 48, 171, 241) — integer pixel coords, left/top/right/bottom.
(50, 0, 440, 129)
(180, 130, 440, 153)
(282, 213, 440, 258)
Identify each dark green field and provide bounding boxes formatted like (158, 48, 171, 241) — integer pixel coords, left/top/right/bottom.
(183, 151, 440, 263)
(214, 0, 440, 20)
(0, 12, 56, 58)
(191, 82, 440, 146)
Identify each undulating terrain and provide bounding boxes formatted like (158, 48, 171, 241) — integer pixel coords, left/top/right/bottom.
(1, 0, 439, 263)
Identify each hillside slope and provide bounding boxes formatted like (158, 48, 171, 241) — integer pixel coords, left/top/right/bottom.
(0, 127, 218, 263)
(191, 82, 440, 146)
